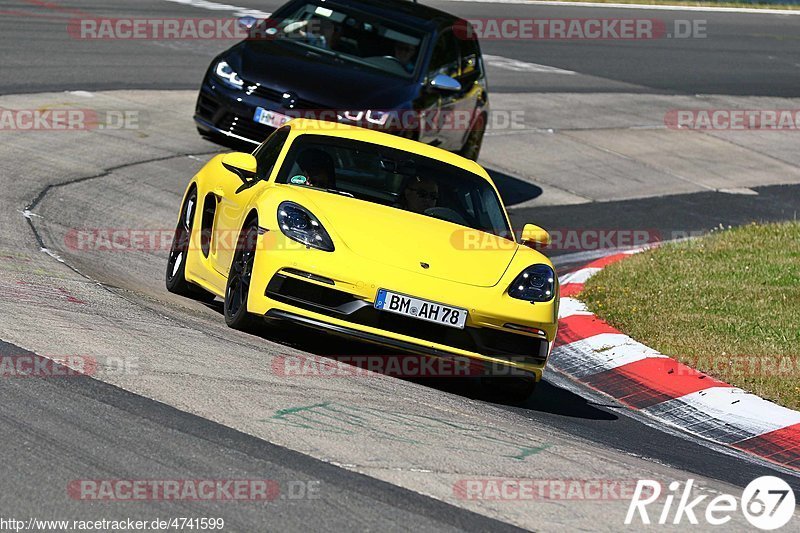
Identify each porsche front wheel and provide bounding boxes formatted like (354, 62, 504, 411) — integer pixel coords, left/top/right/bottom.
(166, 189, 216, 302)
(224, 220, 259, 330)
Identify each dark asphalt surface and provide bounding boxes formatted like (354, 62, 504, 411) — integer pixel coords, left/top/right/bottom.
(511, 182, 800, 257)
(0, 339, 523, 532)
(0, 0, 799, 95)
(3, 327, 799, 532)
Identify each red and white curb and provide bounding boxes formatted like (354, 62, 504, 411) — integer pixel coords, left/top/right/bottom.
(552, 251, 800, 471)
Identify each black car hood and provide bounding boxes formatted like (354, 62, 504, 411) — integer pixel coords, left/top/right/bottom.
(235, 41, 419, 109)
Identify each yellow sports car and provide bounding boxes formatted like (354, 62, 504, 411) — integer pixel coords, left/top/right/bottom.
(166, 119, 558, 399)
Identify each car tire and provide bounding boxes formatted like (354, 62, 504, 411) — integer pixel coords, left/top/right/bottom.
(481, 376, 537, 404)
(166, 188, 216, 303)
(459, 113, 486, 162)
(224, 219, 260, 331)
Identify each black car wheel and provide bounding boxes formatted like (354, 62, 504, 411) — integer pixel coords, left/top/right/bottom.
(166, 188, 216, 302)
(224, 220, 259, 330)
(459, 113, 486, 162)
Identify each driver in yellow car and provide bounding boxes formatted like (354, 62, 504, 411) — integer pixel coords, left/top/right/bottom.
(297, 148, 336, 189)
(402, 175, 439, 213)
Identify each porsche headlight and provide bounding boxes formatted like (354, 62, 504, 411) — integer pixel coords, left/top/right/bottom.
(278, 202, 334, 252)
(508, 265, 555, 302)
(214, 60, 244, 90)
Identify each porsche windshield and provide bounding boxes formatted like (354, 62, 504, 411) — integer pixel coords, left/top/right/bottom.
(268, 2, 424, 78)
(276, 135, 512, 238)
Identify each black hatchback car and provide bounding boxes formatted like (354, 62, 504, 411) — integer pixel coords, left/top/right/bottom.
(194, 0, 489, 160)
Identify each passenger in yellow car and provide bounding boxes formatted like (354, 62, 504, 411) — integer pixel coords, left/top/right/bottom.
(297, 148, 336, 189)
(401, 176, 439, 213)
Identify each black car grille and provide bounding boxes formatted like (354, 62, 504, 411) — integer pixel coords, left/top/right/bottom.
(347, 308, 547, 360)
(196, 93, 220, 121)
(266, 273, 548, 362)
(267, 273, 358, 311)
(478, 327, 549, 359)
(218, 112, 274, 144)
(247, 84, 284, 102)
(243, 82, 321, 110)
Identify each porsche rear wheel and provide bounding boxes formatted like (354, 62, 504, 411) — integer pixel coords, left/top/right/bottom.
(166, 189, 216, 303)
(224, 220, 259, 330)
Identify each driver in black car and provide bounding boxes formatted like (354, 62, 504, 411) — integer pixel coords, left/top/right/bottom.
(297, 148, 336, 189)
(393, 41, 417, 73)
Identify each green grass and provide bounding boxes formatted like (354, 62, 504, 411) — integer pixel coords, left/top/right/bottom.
(581, 222, 800, 410)
(538, 0, 800, 9)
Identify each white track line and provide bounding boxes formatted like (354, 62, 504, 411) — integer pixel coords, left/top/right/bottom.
(644, 387, 800, 440)
(558, 296, 592, 318)
(553, 332, 666, 377)
(439, 0, 800, 16)
(483, 54, 577, 74)
(162, 0, 271, 18)
(560, 266, 602, 284)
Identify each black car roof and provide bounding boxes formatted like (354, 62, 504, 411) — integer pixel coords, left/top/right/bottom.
(288, 0, 459, 31)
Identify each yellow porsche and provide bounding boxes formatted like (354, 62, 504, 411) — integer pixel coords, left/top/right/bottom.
(166, 119, 558, 399)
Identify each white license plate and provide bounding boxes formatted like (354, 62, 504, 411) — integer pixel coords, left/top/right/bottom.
(253, 107, 290, 128)
(374, 289, 467, 329)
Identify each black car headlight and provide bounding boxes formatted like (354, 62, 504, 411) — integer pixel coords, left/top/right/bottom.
(213, 60, 244, 90)
(277, 202, 334, 252)
(508, 265, 556, 302)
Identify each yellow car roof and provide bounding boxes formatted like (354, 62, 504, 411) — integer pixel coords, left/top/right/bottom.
(283, 118, 491, 183)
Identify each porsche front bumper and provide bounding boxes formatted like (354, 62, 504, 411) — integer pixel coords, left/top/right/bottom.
(252, 265, 556, 381)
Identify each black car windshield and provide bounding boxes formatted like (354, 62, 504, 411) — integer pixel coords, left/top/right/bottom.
(268, 2, 425, 78)
(276, 135, 512, 238)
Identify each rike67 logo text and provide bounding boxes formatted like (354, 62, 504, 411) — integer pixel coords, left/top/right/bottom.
(626, 477, 796, 530)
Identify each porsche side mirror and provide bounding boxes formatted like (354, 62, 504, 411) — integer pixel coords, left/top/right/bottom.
(520, 224, 551, 248)
(222, 152, 258, 192)
(429, 74, 462, 93)
(222, 152, 257, 181)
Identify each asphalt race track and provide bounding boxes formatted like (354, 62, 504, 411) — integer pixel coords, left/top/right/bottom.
(1, 0, 799, 531)
(3, 0, 800, 95)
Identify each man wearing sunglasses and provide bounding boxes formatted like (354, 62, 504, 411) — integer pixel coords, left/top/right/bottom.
(402, 175, 439, 214)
